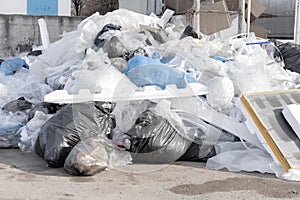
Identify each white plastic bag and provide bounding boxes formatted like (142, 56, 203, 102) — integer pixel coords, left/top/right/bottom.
(18, 111, 52, 152)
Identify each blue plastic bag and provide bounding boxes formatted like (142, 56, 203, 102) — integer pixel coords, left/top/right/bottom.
(0, 58, 29, 75)
(125, 55, 196, 89)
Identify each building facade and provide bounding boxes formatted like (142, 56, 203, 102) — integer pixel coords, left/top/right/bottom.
(0, 0, 71, 16)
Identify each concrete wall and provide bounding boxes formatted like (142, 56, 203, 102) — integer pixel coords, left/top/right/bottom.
(0, 14, 84, 58)
(0, 0, 71, 16)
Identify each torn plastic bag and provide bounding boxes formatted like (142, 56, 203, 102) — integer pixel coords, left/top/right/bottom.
(64, 137, 132, 176)
(28, 102, 63, 121)
(125, 55, 197, 89)
(0, 58, 29, 75)
(2, 97, 32, 113)
(34, 102, 116, 168)
(127, 105, 192, 163)
(94, 23, 122, 48)
(275, 42, 300, 74)
(18, 111, 52, 152)
(0, 110, 27, 148)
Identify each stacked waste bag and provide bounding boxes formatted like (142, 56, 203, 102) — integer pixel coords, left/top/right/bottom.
(0, 9, 300, 179)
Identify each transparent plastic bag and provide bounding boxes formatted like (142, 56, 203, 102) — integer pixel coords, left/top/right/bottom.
(64, 137, 132, 176)
(0, 110, 27, 148)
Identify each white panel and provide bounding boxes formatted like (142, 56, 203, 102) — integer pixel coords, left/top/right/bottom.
(0, 0, 27, 15)
(58, 0, 71, 16)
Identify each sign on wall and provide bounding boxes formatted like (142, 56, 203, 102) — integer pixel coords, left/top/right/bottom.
(27, 0, 58, 15)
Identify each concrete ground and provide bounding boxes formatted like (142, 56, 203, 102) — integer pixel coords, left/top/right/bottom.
(1, 149, 300, 200)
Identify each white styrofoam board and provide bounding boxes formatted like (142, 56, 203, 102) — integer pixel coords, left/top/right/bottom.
(44, 83, 208, 104)
(282, 104, 300, 139)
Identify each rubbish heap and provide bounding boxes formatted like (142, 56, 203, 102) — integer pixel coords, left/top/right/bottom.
(0, 9, 300, 180)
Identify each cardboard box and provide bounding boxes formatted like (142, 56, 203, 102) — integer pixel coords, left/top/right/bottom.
(200, 1, 232, 35)
(245, 0, 265, 19)
(225, 0, 265, 20)
(250, 22, 269, 38)
(165, 0, 194, 13)
(225, 0, 239, 11)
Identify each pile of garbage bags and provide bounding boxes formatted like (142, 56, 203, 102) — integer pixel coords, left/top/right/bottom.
(0, 9, 300, 179)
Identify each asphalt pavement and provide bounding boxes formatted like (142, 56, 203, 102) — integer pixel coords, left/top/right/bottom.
(1, 149, 300, 200)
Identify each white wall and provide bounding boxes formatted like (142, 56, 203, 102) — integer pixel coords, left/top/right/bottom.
(58, 0, 71, 16)
(119, 0, 163, 15)
(0, 0, 70, 16)
(119, 0, 148, 14)
(0, 0, 27, 15)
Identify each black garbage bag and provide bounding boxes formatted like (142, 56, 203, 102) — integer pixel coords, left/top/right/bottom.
(178, 140, 216, 162)
(64, 137, 131, 176)
(180, 25, 199, 40)
(94, 23, 122, 48)
(28, 102, 63, 120)
(275, 42, 300, 74)
(34, 102, 116, 168)
(27, 50, 43, 57)
(127, 110, 192, 163)
(2, 97, 32, 113)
